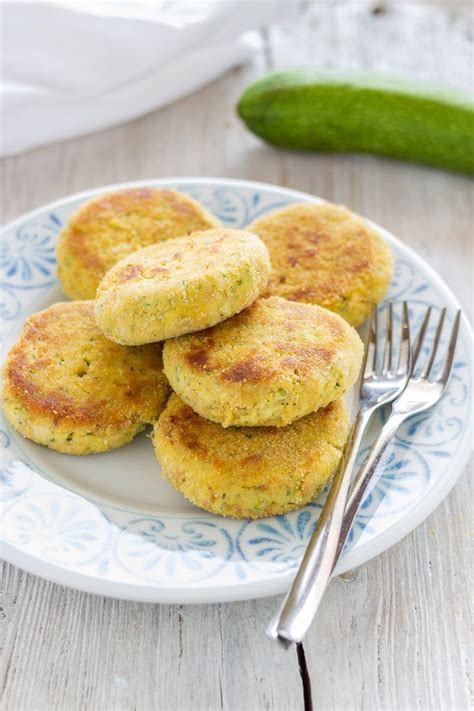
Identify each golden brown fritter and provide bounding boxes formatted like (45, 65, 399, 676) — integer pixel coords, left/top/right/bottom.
(2, 301, 169, 454)
(247, 202, 393, 326)
(95, 229, 271, 345)
(163, 296, 363, 427)
(153, 394, 350, 518)
(57, 187, 221, 299)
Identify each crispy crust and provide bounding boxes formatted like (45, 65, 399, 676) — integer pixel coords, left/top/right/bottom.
(153, 394, 350, 518)
(247, 202, 393, 327)
(2, 301, 169, 454)
(163, 296, 363, 427)
(182, 300, 344, 383)
(57, 188, 221, 299)
(94, 229, 271, 345)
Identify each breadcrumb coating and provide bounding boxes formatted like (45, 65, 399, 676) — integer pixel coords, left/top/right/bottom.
(153, 394, 350, 518)
(163, 296, 363, 427)
(95, 228, 271, 345)
(247, 202, 393, 326)
(57, 187, 220, 299)
(2, 301, 169, 454)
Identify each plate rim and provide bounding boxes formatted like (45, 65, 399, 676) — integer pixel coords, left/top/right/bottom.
(1, 176, 473, 604)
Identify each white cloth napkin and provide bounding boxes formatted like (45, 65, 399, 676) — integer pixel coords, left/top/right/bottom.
(1, 1, 287, 156)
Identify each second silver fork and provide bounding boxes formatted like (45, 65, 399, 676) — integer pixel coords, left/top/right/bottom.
(336, 306, 461, 561)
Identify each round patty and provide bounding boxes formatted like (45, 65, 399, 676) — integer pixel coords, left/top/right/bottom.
(153, 394, 350, 519)
(95, 228, 271, 345)
(247, 202, 393, 327)
(57, 187, 220, 299)
(163, 296, 363, 427)
(2, 302, 169, 455)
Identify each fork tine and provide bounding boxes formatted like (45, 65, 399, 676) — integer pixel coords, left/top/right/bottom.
(372, 306, 379, 374)
(411, 305, 432, 371)
(421, 308, 446, 379)
(435, 310, 461, 387)
(382, 302, 393, 373)
(362, 306, 378, 380)
(397, 301, 411, 375)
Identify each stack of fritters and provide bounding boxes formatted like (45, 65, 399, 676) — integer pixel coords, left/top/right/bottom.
(2, 189, 393, 519)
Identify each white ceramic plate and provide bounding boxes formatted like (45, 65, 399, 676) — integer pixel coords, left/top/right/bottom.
(1, 178, 472, 603)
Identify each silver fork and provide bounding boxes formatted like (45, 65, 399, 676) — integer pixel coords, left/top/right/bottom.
(267, 302, 411, 648)
(336, 306, 462, 561)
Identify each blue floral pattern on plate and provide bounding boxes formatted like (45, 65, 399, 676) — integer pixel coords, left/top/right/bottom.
(116, 519, 233, 583)
(0, 213, 60, 288)
(236, 508, 320, 575)
(0, 179, 472, 601)
(2, 494, 110, 565)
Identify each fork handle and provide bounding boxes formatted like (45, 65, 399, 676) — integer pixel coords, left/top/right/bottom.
(334, 411, 407, 565)
(267, 408, 373, 648)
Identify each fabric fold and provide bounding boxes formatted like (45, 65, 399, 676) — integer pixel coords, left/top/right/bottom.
(0, 0, 288, 156)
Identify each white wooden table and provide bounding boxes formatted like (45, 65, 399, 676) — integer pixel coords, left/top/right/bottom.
(1, 3, 472, 709)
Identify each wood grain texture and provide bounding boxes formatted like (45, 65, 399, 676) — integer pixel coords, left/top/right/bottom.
(1, 2, 472, 710)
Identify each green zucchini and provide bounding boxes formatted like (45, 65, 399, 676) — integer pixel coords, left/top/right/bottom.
(237, 70, 474, 174)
